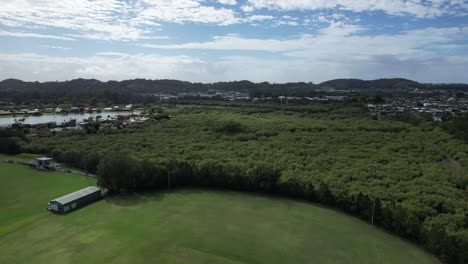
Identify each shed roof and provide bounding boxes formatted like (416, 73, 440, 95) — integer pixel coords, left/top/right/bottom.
(51, 186, 100, 205)
(36, 157, 54, 161)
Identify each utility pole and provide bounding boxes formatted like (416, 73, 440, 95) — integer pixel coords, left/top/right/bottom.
(165, 145, 171, 193)
(167, 161, 171, 192)
(371, 197, 376, 227)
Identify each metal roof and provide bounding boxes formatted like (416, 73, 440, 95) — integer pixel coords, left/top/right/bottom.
(36, 157, 54, 161)
(51, 186, 100, 205)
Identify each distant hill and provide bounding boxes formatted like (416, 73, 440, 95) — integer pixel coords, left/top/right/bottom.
(0, 78, 318, 104)
(320, 78, 421, 91)
(319, 78, 468, 92)
(0, 78, 467, 104)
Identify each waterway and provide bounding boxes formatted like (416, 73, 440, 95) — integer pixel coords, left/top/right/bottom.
(0, 112, 124, 126)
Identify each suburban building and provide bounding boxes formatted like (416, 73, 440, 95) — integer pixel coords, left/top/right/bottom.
(48, 186, 102, 213)
(29, 157, 55, 170)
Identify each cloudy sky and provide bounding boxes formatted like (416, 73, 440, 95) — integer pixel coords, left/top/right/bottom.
(1, 0, 467, 83)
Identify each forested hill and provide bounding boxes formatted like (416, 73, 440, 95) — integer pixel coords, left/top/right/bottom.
(0, 78, 311, 103)
(0, 78, 205, 96)
(320, 78, 420, 91)
(0, 78, 202, 104)
(1, 78, 467, 104)
(320, 78, 468, 92)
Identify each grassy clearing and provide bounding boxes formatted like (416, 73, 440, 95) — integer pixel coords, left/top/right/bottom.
(0, 153, 89, 174)
(0, 153, 44, 163)
(0, 162, 439, 264)
(0, 162, 94, 235)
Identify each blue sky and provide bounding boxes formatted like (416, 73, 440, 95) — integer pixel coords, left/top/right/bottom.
(0, 0, 467, 83)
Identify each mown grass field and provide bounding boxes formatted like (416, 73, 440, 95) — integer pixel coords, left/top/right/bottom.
(0, 162, 94, 237)
(0, 162, 440, 264)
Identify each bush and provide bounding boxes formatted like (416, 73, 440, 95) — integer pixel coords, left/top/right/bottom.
(216, 120, 248, 134)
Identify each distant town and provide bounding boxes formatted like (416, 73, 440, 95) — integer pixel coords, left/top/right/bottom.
(367, 92, 468, 121)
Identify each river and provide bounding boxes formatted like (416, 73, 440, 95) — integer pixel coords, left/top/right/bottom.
(0, 112, 127, 126)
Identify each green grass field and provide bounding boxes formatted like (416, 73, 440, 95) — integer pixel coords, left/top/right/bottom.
(0, 153, 43, 163)
(0, 162, 440, 264)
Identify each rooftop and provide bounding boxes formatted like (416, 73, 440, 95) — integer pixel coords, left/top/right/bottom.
(51, 186, 100, 205)
(36, 157, 53, 161)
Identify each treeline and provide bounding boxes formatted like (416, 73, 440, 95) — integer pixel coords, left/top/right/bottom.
(0, 128, 26, 154)
(14, 139, 466, 263)
(94, 152, 467, 264)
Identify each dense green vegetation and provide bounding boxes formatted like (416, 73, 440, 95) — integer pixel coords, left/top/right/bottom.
(440, 113, 468, 143)
(0, 128, 26, 154)
(8, 102, 467, 263)
(0, 163, 440, 263)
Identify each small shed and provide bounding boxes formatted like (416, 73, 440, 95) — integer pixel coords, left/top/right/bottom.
(29, 157, 55, 170)
(48, 186, 102, 213)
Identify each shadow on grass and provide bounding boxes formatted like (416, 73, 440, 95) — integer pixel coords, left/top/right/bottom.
(49, 196, 108, 215)
(105, 191, 167, 207)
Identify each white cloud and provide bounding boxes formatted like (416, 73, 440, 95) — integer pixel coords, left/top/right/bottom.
(136, 23, 468, 83)
(244, 15, 275, 22)
(244, 0, 468, 18)
(3, 23, 464, 83)
(0, 1, 466, 84)
(217, 0, 237, 5)
(313, 13, 350, 24)
(0, 0, 465, 44)
(282, 15, 298, 20)
(140, 24, 468, 62)
(240, 5, 255, 12)
(0, 30, 75, 41)
(0, 0, 240, 41)
(140, 34, 308, 52)
(136, 0, 240, 26)
(1, 51, 467, 83)
(140, 23, 356, 52)
(277, 20, 300, 26)
(0, 52, 208, 82)
(40, 45, 71, 50)
(0, 0, 146, 41)
(96, 52, 133, 57)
